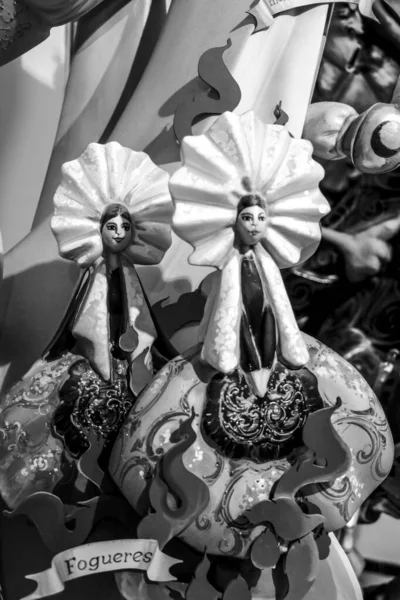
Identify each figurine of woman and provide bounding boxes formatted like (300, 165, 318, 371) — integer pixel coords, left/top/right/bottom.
(172, 111, 329, 398)
(227, 190, 307, 396)
(0, 141, 173, 508)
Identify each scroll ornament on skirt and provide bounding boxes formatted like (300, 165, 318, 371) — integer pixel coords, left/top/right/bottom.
(51, 141, 173, 383)
(170, 111, 330, 378)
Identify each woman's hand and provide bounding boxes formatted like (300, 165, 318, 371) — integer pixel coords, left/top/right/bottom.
(322, 215, 400, 282)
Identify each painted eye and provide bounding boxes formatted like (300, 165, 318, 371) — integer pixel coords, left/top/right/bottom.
(123, 224, 131, 231)
(107, 224, 116, 231)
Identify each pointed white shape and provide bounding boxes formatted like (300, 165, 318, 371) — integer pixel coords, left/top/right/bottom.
(245, 369, 271, 398)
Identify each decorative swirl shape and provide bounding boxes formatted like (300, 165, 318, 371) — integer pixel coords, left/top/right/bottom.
(144, 410, 191, 462)
(216, 462, 287, 537)
(316, 476, 354, 522)
(173, 39, 242, 143)
(0, 420, 28, 454)
(218, 528, 246, 556)
(202, 450, 224, 484)
(186, 553, 220, 600)
(116, 455, 153, 494)
(195, 514, 212, 531)
(5, 492, 132, 554)
(333, 412, 389, 481)
(217, 465, 255, 532)
(137, 409, 210, 549)
(274, 399, 352, 500)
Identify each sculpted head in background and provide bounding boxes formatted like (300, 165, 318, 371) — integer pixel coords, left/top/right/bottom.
(100, 203, 133, 254)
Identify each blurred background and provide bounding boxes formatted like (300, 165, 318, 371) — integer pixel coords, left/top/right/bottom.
(283, 4, 400, 598)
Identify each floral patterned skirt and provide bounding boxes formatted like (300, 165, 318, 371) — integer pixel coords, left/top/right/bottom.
(0, 352, 135, 509)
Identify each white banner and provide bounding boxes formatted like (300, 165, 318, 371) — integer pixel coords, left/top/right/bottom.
(258, 0, 376, 20)
(22, 539, 182, 600)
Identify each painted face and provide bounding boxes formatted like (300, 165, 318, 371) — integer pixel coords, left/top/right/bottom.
(101, 215, 132, 253)
(236, 205, 267, 246)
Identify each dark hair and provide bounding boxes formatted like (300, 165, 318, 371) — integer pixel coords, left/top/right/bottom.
(237, 194, 266, 214)
(100, 203, 132, 231)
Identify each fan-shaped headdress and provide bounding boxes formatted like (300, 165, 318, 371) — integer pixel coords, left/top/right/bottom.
(170, 111, 330, 377)
(52, 142, 173, 385)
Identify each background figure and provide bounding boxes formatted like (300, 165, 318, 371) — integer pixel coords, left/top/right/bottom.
(285, 2, 400, 397)
(284, 3, 400, 596)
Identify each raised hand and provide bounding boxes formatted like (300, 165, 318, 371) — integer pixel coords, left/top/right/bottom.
(325, 215, 400, 283)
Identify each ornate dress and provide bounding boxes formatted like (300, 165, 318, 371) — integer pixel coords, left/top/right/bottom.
(0, 142, 173, 509)
(170, 110, 330, 461)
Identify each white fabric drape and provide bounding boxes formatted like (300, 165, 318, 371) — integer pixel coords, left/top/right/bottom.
(0, 25, 70, 252)
(0, 1, 329, 394)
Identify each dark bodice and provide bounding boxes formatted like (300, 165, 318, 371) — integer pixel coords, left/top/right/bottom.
(201, 252, 323, 463)
(240, 252, 276, 374)
(52, 267, 134, 458)
(48, 265, 176, 459)
(107, 267, 129, 362)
